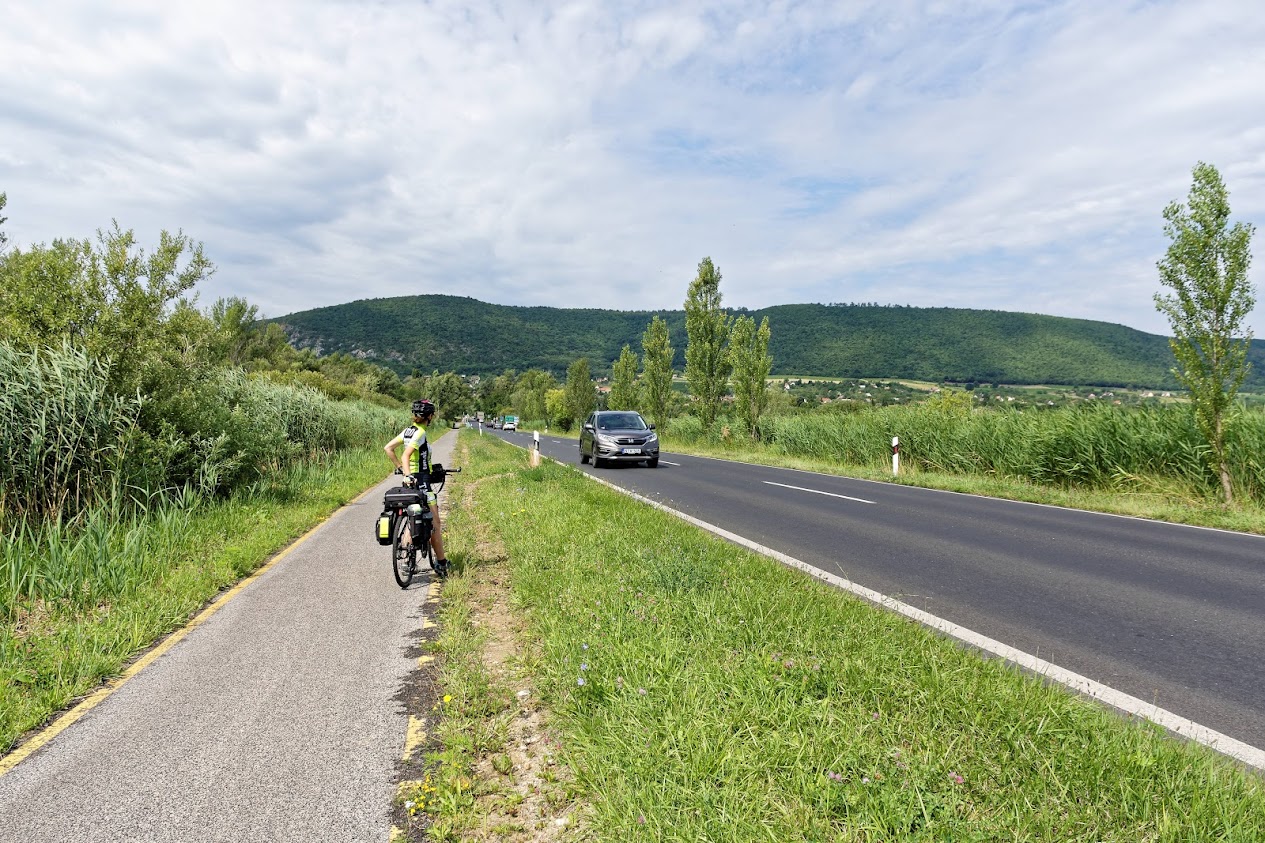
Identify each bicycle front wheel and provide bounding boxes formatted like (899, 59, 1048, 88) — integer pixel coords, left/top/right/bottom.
(392, 513, 416, 589)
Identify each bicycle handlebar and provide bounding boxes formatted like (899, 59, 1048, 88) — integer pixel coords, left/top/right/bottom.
(399, 466, 461, 489)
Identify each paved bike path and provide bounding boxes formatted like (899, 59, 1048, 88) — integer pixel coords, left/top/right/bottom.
(0, 434, 455, 842)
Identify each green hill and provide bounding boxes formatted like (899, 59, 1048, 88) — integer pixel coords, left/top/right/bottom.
(273, 295, 1265, 390)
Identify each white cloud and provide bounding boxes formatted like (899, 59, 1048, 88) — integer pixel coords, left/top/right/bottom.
(1, 0, 1262, 338)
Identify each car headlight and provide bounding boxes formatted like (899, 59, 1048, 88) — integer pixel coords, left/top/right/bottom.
(595, 433, 618, 445)
(645, 432, 658, 443)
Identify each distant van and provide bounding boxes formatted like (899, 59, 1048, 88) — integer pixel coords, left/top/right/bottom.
(503, 415, 518, 431)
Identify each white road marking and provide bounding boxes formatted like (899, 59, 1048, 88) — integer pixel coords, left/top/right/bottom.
(661, 460, 681, 466)
(764, 480, 876, 505)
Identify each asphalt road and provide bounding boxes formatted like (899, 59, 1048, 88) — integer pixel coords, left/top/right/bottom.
(491, 426, 1265, 756)
(0, 435, 456, 843)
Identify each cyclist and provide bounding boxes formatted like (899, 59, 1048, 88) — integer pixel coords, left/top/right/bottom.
(384, 399, 449, 572)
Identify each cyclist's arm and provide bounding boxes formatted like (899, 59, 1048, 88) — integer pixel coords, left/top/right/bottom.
(385, 433, 406, 470)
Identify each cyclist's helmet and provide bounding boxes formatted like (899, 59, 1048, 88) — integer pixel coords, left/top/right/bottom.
(411, 399, 436, 419)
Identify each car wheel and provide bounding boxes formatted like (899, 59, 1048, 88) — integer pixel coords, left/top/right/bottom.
(592, 453, 604, 468)
(580, 446, 589, 464)
(647, 457, 659, 468)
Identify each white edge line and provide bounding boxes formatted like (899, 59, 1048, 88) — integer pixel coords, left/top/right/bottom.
(676, 450, 1265, 540)
(509, 442, 1265, 772)
(764, 480, 876, 504)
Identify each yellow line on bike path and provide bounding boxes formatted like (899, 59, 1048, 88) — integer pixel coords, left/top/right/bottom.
(0, 482, 383, 779)
(403, 716, 428, 761)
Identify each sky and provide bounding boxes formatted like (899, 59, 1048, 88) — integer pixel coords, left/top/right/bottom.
(2, 0, 1263, 337)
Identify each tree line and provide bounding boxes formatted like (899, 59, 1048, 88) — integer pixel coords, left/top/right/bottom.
(271, 295, 1265, 393)
(533, 163, 1257, 504)
(488, 256, 773, 439)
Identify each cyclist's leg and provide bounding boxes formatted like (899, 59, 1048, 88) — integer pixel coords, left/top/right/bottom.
(427, 491, 446, 560)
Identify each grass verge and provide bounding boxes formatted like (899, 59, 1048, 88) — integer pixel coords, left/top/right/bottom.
(0, 443, 401, 756)
(420, 431, 1264, 841)
(396, 438, 584, 842)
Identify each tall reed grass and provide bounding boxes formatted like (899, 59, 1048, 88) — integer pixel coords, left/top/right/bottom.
(0, 447, 389, 620)
(1, 338, 402, 619)
(672, 402, 1265, 503)
(1, 339, 401, 525)
(0, 342, 142, 522)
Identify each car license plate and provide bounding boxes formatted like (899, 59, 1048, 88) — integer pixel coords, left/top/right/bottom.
(622, 448, 641, 455)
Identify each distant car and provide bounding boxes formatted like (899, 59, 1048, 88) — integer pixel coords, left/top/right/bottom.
(503, 419, 517, 431)
(579, 410, 659, 468)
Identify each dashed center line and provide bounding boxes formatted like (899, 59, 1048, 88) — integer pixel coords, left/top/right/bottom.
(763, 480, 876, 504)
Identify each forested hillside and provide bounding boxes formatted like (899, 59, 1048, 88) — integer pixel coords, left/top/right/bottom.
(274, 295, 1265, 390)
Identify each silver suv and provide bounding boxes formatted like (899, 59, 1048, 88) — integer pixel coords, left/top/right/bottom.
(579, 411, 659, 468)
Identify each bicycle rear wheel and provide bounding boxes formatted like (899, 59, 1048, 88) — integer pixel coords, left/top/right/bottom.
(392, 513, 416, 588)
(414, 518, 443, 578)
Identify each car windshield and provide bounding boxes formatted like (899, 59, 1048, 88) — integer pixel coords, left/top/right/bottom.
(597, 413, 647, 431)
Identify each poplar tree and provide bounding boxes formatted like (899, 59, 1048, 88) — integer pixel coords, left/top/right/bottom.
(1154, 162, 1256, 505)
(684, 257, 731, 427)
(564, 357, 595, 429)
(640, 315, 674, 430)
(729, 314, 772, 440)
(608, 344, 640, 411)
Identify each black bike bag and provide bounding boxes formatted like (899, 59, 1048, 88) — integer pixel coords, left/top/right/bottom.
(383, 486, 423, 510)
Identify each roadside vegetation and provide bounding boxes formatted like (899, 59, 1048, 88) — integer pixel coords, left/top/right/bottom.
(0, 206, 428, 754)
(408, 433, 1265, 841)
(665, 398, 1265, 529)
(0, 445, 393, 754)
(494, 165, 1262, 523)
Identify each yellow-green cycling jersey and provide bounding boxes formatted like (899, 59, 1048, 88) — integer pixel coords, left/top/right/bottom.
(400, 424, 430, 477)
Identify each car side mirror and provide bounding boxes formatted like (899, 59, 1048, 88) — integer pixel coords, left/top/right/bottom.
(583, 423, 594, 431)
(648, 423, 656, 430)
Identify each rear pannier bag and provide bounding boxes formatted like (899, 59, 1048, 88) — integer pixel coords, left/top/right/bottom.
(375, 510, 393, 546)
(377, 486, 423, 546)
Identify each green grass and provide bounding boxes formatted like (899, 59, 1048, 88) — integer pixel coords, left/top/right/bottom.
(424, 431, 1265, 841)
(0, 443, 400, 754)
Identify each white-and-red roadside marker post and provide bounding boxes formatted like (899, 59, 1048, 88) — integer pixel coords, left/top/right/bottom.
(891, 436, 900, 476)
